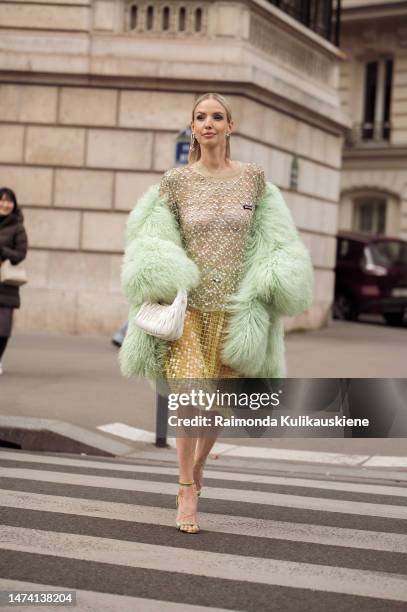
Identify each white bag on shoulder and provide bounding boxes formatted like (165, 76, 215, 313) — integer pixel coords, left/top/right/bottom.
(134, 289, 187, 341)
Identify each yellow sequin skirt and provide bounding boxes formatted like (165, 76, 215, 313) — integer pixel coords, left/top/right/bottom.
(161, 307, 243, 422)
(164, 306, 239, 380)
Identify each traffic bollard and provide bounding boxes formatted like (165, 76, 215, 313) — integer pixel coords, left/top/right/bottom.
(155, 393, 169, 447)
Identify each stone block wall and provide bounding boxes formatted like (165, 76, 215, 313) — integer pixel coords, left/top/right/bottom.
(392, 55, 407, 145)
(0, 1, 91, 31)
(0, 84, 165, 334)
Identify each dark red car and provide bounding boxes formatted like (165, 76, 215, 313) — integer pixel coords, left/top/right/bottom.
(333, 231, 407, 326)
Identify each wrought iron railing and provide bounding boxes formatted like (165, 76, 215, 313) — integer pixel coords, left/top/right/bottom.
(345, 122, 392, 146)
(267, 0, 341, 46)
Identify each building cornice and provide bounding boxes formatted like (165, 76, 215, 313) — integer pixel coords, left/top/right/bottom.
(0, 0, 350, 132)
(343, 145, 407, 161)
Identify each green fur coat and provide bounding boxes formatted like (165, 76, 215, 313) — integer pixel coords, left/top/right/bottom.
(119, 181, 313, 380)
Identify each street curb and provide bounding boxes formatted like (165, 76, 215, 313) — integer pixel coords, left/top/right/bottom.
(0, 415, 133, 457)
(99, 422, 407, 471)
(1, 416, 407, 476)
(126, 447, 407, 482)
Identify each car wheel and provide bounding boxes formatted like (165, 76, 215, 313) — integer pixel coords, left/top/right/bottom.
(333, 295, 358, 321)
(383, 312, 405, 326)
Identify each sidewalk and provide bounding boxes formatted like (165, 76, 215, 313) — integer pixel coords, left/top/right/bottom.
(0, 318, 406, 467)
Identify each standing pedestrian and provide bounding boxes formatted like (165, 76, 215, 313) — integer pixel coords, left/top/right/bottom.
(120, 93, 314, 533)
(0, 188, 28, 375)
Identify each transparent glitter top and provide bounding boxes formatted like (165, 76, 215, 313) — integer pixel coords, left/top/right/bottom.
(159, 162, 266, 311)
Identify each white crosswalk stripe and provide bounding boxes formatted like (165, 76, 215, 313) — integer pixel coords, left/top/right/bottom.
(1, 466, 406, 519)
(0, 448, 406, 611)
(1, 489, 407, 553)
(3, 525, 407, 602)
(2, 449, 406, 497)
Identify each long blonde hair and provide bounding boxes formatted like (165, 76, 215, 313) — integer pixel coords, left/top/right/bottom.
(188, 93, 233, 164)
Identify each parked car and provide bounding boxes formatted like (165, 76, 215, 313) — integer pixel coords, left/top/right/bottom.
(333, 231, 407, 326)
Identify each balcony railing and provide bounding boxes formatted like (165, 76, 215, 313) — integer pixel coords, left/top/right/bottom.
(267, 0, 341, 46)
(345, 122, 392, 146)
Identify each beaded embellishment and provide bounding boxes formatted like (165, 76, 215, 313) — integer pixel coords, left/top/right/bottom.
(159, 162, 265, 311)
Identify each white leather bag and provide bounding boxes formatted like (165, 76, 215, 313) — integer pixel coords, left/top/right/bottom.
(134, 289, 187, 341)
(0, 259, 28, 286)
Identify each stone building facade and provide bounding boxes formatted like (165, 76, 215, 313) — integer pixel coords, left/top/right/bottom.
(338, 0, 407, 238)
(0, 0, 348, 335)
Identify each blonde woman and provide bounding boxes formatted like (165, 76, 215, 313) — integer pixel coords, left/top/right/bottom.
(120, 93, 313, 533)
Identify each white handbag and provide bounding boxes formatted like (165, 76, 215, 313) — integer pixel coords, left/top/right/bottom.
(134, 289, 187, 341)
(0, 259, 28, 287)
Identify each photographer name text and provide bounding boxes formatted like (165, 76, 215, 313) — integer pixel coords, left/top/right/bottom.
(168, 415, 370, 428)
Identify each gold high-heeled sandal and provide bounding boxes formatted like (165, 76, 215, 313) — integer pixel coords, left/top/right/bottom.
(175, 481, 200, 534)
(193, 460, 206, 497)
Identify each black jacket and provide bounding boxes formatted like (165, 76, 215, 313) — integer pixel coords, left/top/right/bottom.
(0, 208, 28, 308)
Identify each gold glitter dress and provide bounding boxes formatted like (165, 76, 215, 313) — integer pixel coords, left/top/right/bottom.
(159, 162, 265, 382)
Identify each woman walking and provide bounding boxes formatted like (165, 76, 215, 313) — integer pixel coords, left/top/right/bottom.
(0, 188, 28, 375)
(120, 93, 313, 533)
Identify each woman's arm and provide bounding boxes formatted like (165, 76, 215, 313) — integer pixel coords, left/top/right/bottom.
(121, 183, 199, 306)
(0, 224, 28, 265)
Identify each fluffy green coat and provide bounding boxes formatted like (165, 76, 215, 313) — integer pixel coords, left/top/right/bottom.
(119, 181, 313, 379)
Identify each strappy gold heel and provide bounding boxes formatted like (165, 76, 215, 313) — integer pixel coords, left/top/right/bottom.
(193, 460, 206, 497)
(176, 481, 200, 534)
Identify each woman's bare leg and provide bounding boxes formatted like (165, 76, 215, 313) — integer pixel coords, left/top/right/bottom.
(194, 435, 218, 462)
(176, 428, 199, 533)
(193, 411, 221, 492)
(176, 435, 197, 483)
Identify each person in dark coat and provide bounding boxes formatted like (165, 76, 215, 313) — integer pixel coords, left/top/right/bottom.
(0, 187, 28, 374)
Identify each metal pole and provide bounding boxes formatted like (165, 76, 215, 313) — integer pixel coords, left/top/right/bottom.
(155, 392, 169, 447)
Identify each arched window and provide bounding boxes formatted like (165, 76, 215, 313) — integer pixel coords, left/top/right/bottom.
(162, 6, 170, 31)
(146, 5, 154, 30)
(353, 197, 386, 235)
(130, 5, 138, 30)
(178, 7, 186, 32)
(194, 8, 202, 32)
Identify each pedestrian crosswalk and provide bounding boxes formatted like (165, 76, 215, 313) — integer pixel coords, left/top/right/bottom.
(0, 449, 406, 611)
